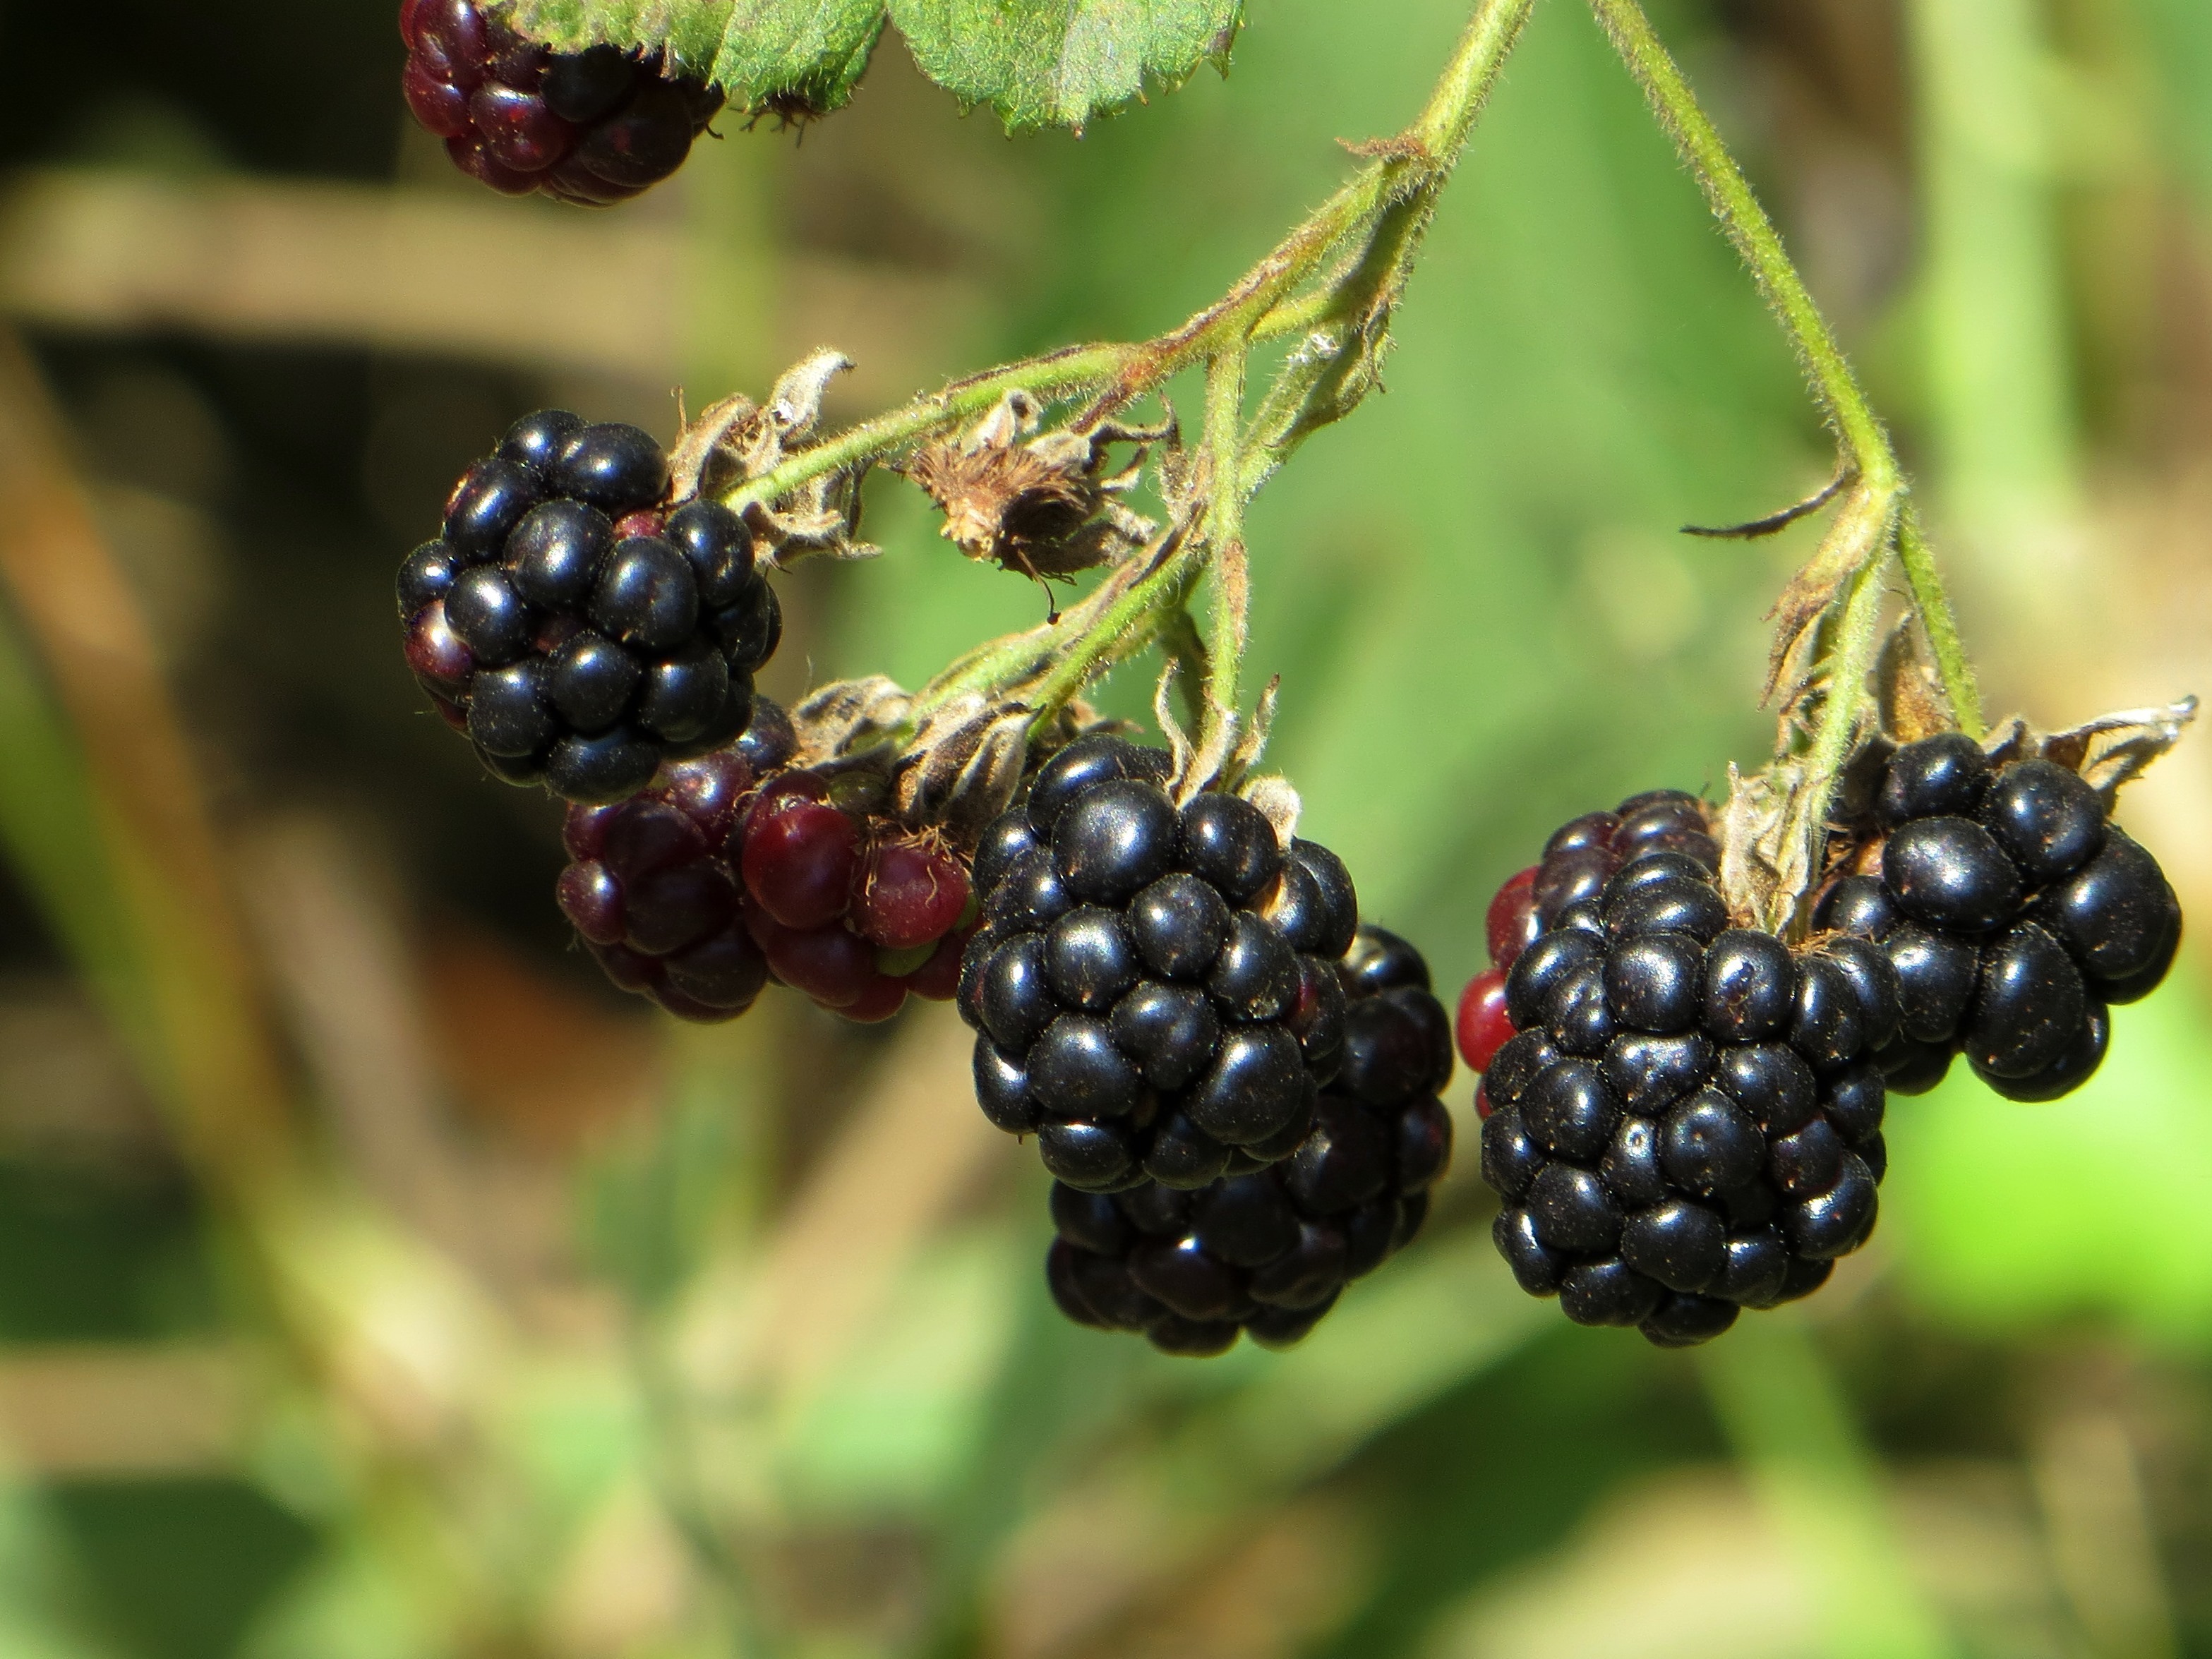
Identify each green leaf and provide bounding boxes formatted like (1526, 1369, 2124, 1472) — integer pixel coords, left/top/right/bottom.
(507, 0, 888, 113)
(509, 0, 1242, 130)
(889, 0, 1244, 131)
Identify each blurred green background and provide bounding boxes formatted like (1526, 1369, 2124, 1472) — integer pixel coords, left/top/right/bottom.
(0, 0, 2205, 1655)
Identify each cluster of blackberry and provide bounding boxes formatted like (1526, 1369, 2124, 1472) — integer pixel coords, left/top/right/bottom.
(1814, 734, 2180, 1099)
(1045, 926, 1454, 1355)
(399, 410, 781, 804)
(958, 737, 1419, 1195)
(558, 701, 978, 1023)
(1460, 790, 1890, 1346)
(400, 0, 722, 203)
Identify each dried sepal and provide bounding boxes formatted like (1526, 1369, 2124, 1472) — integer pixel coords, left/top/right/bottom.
(789, 675, 913, 766)
(1241, 774, 1302, 847)
(1762, 485, 1896, 707)
(905, 390, 1166, 581)
(1225, 675, 1279, 791)
(671, 351, 879, 567)
(1719, 686, 1882, 938)
(1153, 664, 1199, 800)
(1874, 616, 1953, 744)
(1982, 697, 2198, 805)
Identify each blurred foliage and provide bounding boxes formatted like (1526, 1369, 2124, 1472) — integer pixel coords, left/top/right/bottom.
(0, 1, 2205, 1657)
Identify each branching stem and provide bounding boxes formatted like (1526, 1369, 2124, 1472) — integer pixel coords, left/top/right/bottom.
(726, 0, 1538, 745)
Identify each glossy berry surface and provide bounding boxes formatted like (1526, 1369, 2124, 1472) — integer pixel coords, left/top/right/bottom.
(1469, 785, 1900, 1347)
(961, 744, 1376, 1190)
(1044, 924, 1453, 1356)
(397, 410, 780, 804)
(402, 0, 723, 204)
(1816, 742, 2182, 1114)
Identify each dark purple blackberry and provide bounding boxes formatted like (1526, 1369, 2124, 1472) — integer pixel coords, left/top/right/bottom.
(398, 411, 781, 804)
(1819, 735, 2182, 1108)
(961, 741, 1397, 1192)
(555, 749, 769, 1022)
(1473, 788, 1897, 1346)
(1044, 924, 1454, 1355)
(400, 0, 723, 204)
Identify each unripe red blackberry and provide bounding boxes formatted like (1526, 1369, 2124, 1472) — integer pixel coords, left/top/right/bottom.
(399, 411, 782, 804)
(960, 737, 1397, 1193)
(400, 0, 723, 204)
(1044, 924, 1453, 1355)
(557, 751, 769, 1021)
(557, 719, 980, 1025)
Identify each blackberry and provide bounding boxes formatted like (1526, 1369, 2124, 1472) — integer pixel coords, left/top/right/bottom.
(556, 750, 768, 1022)
(1822, 735, 2182, 1103)
(1045, 924, 1454, 1354)
(399, 411, 782, 804)
(558, 711, 979, 1024)
(400, 0, 722, 204)
(1466, 789, 1893, 1346)
(959, 737, 1408, 1193)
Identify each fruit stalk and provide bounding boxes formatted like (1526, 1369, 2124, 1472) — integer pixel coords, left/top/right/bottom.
(1589, 0, 1983, 729)
(1588, 0, 1986, 907)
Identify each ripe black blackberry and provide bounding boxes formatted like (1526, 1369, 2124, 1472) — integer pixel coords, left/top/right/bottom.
(1045, 924, 1455, 1355)
(958, 736, 1418, 1195)
(1816, 733, 2182, 1102)
(399, 410, 782, 804)
(1467, 790, 1888, 1346)
(400, 0, 723, 204)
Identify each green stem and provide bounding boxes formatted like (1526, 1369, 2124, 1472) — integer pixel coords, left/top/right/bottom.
(1198, 344, 1251, 760)
(1021, 538, 1206, 735)
(1590, 0, 1988, 893)
(1587, 0, 1894, 485)
(1804, 524, 1897, 814)
(1894, 505, 1985, 737)
(752, 0, 1539, 741)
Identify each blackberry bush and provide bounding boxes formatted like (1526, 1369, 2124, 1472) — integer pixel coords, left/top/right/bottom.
(1046, 925, 1455, 1355)
(399, 409, 781, 804)
(955, 735, 1415, 1195)
(383, 0, 2194, 1382)
(399, 0, 722, 203)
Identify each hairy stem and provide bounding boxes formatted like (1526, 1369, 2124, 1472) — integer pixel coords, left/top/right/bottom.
(1588, 0, 1892, 484)
(1894, 506, 1985, 737)
(728, 0, 1538, 741)
(1590, 0, 1987, 873)
(1198, 345, 1251, 762)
